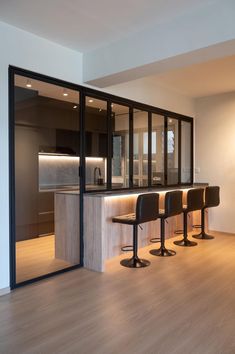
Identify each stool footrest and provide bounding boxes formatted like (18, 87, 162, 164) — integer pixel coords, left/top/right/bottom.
(121, 245, 133, 252)
(150, 237, 160, 243)
(174, 229, 183, 235)
(192, 224, 201, 229)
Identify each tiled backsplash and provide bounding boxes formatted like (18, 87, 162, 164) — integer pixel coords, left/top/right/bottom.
(39, 154, 106, 189)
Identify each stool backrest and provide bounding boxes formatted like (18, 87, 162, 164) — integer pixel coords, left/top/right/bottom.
(187, 188, 204, 212)
(205, 186, 220, 208)
(164, 190, 183, 217)
(136, 193, 159, 224)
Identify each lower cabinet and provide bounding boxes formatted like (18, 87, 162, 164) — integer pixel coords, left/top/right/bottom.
(38, 192, 54, 236)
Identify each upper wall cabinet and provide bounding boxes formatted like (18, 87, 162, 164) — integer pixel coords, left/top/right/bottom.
(15, 86, 80, 155)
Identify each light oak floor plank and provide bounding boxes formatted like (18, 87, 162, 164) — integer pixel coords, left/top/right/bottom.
(1, 231, 235, 354)
(16, 235, 72, 283)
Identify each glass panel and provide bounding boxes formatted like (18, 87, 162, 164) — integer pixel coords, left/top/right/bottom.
(14, 74, 80, 284)
(85, 97, 107, 190)
(133, 110, 148, 187)
(181, 121, 192, 183)
(111, 104, 129, 188)
(152, 114, 164, 186)
(167, 118, 178, 185)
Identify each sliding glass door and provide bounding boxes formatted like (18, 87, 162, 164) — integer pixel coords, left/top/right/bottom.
(13, 73, 81, 285)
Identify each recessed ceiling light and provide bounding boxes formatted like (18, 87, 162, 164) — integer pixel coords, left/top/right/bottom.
(88, 99, 93, 103)
(169, 119, 172, 123)
(63, 89, 68, 97)
(73, 105, 78, 109)
(99, 108, 102, 112)
(111, 103, 114, 108)
(26, 79, 32, 88)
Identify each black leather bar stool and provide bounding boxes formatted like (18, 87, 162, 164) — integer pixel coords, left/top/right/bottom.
(174, 188, 204, 247)
(193, 186, 220, 240)
(150, 190, 183, 257)
(112, 193, 159, 268)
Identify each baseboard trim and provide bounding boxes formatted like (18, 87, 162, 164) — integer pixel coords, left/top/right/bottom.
(0, 287, 11, 296)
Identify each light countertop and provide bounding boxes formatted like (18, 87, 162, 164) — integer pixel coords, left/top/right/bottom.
(55, 183, 208, 197)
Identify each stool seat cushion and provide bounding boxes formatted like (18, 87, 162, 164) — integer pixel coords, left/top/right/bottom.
(112, 213, 137, 225)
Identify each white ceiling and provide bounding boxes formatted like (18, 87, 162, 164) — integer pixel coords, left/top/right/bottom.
(15, 75, 80, 104)
(0, 0, 218, 52)
(146, 55, 235, 98)
(4, 0, 235, 98)
(15, 74, 128, 113)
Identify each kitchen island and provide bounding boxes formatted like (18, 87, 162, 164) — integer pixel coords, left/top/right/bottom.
(83, 185, 208, 272)
(55, 190, 80, 265)
(55, 184, 208, 272)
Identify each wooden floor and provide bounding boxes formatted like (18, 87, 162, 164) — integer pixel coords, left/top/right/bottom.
(16, 235, 72, 283)
(1, 231, 235, 354)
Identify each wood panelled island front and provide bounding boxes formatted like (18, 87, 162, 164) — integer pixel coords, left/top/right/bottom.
(84, 185, 208, 272)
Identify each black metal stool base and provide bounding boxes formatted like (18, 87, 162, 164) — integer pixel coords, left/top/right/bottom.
(174, 238, 197, 247)
(120, 256, 150, 268)
(192, 232, 214, 240)
(150, 247, 176, 257)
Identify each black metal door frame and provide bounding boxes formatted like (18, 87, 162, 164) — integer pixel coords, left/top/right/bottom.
(9, 66, 84, 289)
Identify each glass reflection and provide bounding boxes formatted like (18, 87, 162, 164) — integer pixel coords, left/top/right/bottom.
(167, 118, 178, 185)
(111, 104, 130, 188)
(181, 121, 192, 183)
(84, 97, 108, 190)
(133, 110, 148, 187)
(152, 114, 164, 186)
(14, 74, 80, 284)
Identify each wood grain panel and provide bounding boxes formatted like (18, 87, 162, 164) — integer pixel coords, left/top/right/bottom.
(84, 188, 207, 272)
(84, 196, 104, 271)
(16, 235, 71, 283)
(55, 193, 80, 264)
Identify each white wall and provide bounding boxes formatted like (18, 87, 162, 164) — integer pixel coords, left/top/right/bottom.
(84, 0, 235, 87)
(104, 77, 195, 117)
(0, 21, 194, 291)
(195, 92, 235, 233)
(0, 21, 83, 290)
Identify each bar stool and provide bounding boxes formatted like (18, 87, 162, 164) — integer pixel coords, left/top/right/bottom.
(174, 188, 204, 247)
(193, 186, 220, 240)
(112, 193, 159, 268)
(150, 190, 183, 257)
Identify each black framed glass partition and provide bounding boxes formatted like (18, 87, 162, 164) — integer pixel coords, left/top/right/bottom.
(151, 114, 165, 186)
(9, 66, 194, 288)
(111, 103, 130, 189)
(167, 118, 179, 185)
(133, 109, 149, 187)
(181, 120, 192, 183)
(84, 96, 108, 191)
(12, 73, 81, 285)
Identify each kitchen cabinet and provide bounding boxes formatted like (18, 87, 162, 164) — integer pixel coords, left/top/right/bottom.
(15, 88, 80, 240)
(85, 108, 108, 158)
(38, 192, 54, 236)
